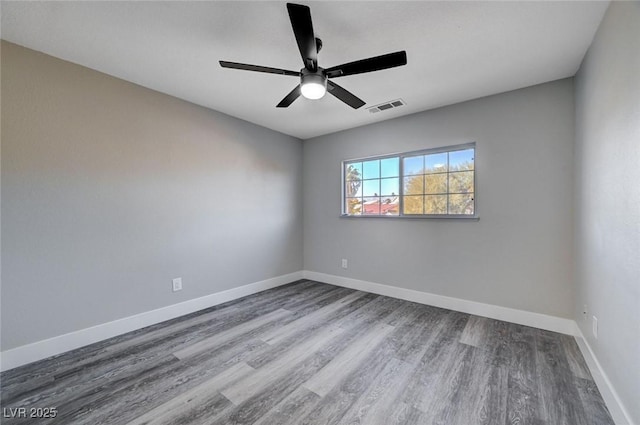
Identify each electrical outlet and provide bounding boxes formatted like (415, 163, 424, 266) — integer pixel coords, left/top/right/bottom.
(592, 315, 598, 339)
(341, 259, 348, 269)
(172, 278, 183, 292)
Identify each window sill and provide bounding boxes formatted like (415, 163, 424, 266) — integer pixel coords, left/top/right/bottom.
(339, 214, 480, 221)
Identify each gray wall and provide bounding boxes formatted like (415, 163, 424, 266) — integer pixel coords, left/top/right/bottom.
(1, 42, 303, 351)
(574, 2, 640, 423)
(303, 79, 575, 319)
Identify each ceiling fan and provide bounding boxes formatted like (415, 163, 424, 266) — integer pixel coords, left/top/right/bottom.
(219, 3, 407, 109)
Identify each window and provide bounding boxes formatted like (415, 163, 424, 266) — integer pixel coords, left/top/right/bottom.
(342, 143, 475, 217)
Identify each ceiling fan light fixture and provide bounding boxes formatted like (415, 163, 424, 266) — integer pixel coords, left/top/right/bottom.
(301, 82, 326, 99)
(300, 72, 327, 100)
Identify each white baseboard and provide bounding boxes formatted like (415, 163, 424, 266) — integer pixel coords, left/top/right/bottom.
(0, 271, 303, 372)
(573, 324, 635, 425)
(303, 270, 576, 335)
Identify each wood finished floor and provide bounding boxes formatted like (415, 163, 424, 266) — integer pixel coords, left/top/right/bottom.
(0, 280, 614, 425)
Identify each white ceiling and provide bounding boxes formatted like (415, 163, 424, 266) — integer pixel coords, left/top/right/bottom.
(1, 1, 608, 140)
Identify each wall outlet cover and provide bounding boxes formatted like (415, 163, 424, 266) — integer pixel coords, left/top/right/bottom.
(172, 278, 183, 292)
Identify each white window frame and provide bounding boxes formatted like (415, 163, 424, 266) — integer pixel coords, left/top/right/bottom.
(341, 142, 477, 219)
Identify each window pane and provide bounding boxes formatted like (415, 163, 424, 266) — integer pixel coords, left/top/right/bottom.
(363, 197, 381, 215)
(449, 171, 474, 193)
(345, 198, 362, 215)
(362, 179, 380, 196)
(449, 149, 474, 171)
(404, 175, 424, 195)
(403, 155, 423, 175)
(425, 174, 447, 194)
(345, 162, 363, 180)
(362, 160, 380, 179)
(424, 152, 448, 174)
(380, 177, 399, 196)
(381, 157, 399, 178)
(424, 195, 448, 214)
(403, 195, 423, 214)
(449, 194, 474, 215)
(380, 196, 399, 215)
(345, 179, 362, 197)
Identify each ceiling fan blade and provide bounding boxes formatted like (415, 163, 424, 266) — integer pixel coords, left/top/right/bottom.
(219, 61, 300, 76)
(277, 85, 302, 108)
(287, 3, 317, 72)
(325, 51, 407, 78)
(327, 80, 365, 109)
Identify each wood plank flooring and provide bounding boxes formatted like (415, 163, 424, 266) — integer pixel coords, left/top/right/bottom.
(0, 280, 615, 425)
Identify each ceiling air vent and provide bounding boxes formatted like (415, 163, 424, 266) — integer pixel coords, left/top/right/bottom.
(368, 99, 406, 114)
